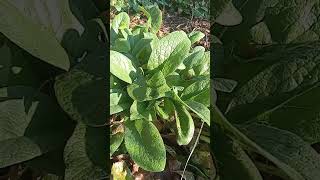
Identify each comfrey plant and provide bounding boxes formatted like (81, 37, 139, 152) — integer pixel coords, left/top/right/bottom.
(110, 5, 210, 172)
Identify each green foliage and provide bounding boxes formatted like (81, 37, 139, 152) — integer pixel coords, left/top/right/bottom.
(110, 8, 210, 172)
(111, 0, 209, 19)
(0, 0, 107, 179)
(212, 0, 320, 179)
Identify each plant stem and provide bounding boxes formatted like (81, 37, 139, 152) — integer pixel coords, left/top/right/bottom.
(180, 121, 204, 180)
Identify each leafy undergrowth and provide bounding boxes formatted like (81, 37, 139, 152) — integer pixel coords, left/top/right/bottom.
(212, 0, 320, 180)
(0, 0, 107, 179)
(110, 3, 213, 180)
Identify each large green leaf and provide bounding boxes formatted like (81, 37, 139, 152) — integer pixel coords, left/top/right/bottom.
(161, 38, 191, 77)
(183, 46, 205, 70)
(212, 126, 263, 180)
(0, 86, 73, 168)
(214, 0, 320, 44)
(173, 102, 195, 145)
(110, 50, 137, 84)
(130, 100, 156, 121)
(250, 84, 320, 144)
(55, 47, 107, 126)
(124, 120, 166, 172)
(0, 0, 81, 70)
(242, 124, 320, 180)
(212, 0, 242, 26)
(8, 0, 84, 41)
(146, 71, 167, 88)
(212, 106, 320, 180)
(110, 89, 132, 115)
(64, 122, 107, 180)
(181, 79, 210, 101)
(185, 100, 210, 126)
(110, 132, 124, 156)
(111, 12, 130, 33)
(227, 42, 320, 118)
(127, 82, 171, 102)
(140, 5, 162, 33)
(171, 92, 210, 126)
(147, 31, 190, 70)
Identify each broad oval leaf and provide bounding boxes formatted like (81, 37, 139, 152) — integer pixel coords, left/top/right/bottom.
(161, 38, 191, 77)
(185, 100, 210, 126)
(124, 120, 166, 172)
(212, 0, 242, 26)
(127, 83, 171, 102)
(130, 100, 156, 121)
(140, 5, 162, 33)
(212, 126, 263, 180)
(0, 0, 77, 70)
(64, 123, 107, 180)
(171, 92, 210, 126)
(55, 48, 107, 126)
(0, 86, 73, 168)
(181, 79, 210, 101)
(110, 50, 137, 84)
(110, 89, 132, 115)
(110, 133, 124, 156)
(242, 124, 320, 180)
(174, 103, 195, 145)
(111, 12, 130, 33)
(147, 31, 190, 70)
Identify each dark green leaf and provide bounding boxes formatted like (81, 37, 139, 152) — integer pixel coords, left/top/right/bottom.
(212, 126, 263, 180)
(124, 120, 166, 172)
(64, 123, 107, 180)
(111, 133, 124, 156)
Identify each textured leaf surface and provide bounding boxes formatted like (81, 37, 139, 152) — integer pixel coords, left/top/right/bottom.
(127, 82, 170, 102)
(227, 42, 320, 114)
(242, 124, 320, 180)
(110, 133, 124, 156)
(110, 50, 137, 84)
(181, 79, 209, 100)
(64, 123, 107, 180)
(253, 85, 320, 144)
(147, 31, 189, 70)
(0, 86, 73, 168)
(8, 0, 84, 41)
(130, 101, 155, 121)
(111, 12, 130, 33)
(124, 120, 166, 172)
(212, 0, 242, 26)
(110, 89, 132, 115)
(55, 47, 107, 126)
(0, 0, 78, 70)
(212, 105, 319, 180)
(171, 92, 210, 126)
(174, 103, 194, 145)
(212, 126, 263, 180)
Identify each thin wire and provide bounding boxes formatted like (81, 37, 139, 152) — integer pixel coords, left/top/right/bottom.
(180, 121, 205, 180)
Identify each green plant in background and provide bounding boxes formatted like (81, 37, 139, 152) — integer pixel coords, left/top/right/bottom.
(211, 0, 320, 179)
(111, 0, 209, 19)
(0, 0, 107, 179)
(110, 5, 210, 174)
